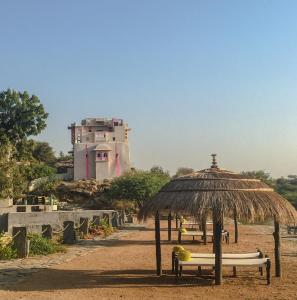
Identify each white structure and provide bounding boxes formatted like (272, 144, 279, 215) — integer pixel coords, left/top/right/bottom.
(69, 117, 131, 182)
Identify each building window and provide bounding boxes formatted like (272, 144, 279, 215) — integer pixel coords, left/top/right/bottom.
(96, 151, 108, 161)
(113, 137, 115, 141)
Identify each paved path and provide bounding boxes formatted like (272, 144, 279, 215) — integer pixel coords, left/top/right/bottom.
(0, 226, 139, 286)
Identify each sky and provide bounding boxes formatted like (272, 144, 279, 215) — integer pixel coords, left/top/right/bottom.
(1, 0, 297, 177)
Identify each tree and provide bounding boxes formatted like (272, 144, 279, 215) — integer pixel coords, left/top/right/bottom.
(275, 176, 297, 209)
(56, 151, 73, 162)
(0, 140, 14, 199)
(11, 162, 56, 198)
(173, 167, 194, 178)
(150, 165, 169, 176)
(108, 170, 170, 209)
(0, 89, 48, 144)
(32, 141, 56, 166)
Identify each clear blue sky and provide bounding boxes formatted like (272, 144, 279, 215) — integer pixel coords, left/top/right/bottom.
(1, 0, 297, 177)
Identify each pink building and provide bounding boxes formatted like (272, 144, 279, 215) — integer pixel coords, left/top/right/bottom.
(68, 117, 131, 182)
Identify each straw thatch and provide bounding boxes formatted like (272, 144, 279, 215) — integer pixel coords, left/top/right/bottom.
(139, 162, 297, 224)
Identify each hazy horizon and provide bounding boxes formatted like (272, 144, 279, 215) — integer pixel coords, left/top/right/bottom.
(1, 1, 297, 178)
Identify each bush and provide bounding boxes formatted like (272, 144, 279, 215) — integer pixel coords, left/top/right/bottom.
(100, 219, 113, 237)
(28, 234, 66, 256)
(0, 232, 17, 259)
(88, 219, 114, 238)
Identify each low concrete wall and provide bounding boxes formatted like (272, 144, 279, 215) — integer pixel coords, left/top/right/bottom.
(7, 210, 115, 233)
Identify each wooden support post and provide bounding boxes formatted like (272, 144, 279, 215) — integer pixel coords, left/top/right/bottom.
(119, 210, 125, 226)
(111, 211, 119, 227)
(80, 217, 89, 236)
(155, 211, 162, 276)
(266, 256, 271, 285)
(175, 214, 179, 230)
(214, 213, 223, 285)
(202, 215, 207, 245)
(42, 224, 52, 239)
(12, 226, 28, 258)
(93, 215, 101, 226)
(273, 218, 282, 277)
(234, 208, 238, 243)
(212, 214, 216, 253)
(63, 221, 76, 244)
(171, 251, 175, 273)
(168, 212, 172, 241)
(233, 266, 237, 277)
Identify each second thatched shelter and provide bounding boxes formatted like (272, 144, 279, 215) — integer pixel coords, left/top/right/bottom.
(139, 155, 296, 285)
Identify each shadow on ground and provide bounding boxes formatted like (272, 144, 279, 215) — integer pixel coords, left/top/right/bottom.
(3, 268, 217, 291)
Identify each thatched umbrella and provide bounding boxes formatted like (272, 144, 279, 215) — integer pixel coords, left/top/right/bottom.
(139, 155, 296, 285)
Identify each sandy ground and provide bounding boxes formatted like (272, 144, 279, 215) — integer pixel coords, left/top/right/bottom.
(0, 220, 296, 300)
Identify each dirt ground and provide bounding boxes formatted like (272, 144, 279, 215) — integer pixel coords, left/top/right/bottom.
(0, 219, 296, 300)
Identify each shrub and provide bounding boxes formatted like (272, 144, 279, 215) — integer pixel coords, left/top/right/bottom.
(100, 219, 114, 237)
(28, 234, 66, 256)
(88, 219, 114, 238)
(0, 232, 17, 259)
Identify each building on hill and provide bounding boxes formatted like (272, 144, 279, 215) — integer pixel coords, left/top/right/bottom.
(68, 117, 131, 182)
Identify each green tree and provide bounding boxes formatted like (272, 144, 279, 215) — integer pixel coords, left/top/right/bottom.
(173, 167, 194, 178)
(275, 176, 297, 208)
(108, 170, 170, 209)
(32, 141, 56, 166)
(0, 140, 14, 198)
(0, 89, 48, 143)
(11, 162, 56, 198)
(150, 165, 169, 176)
(56, 151, 73, 162)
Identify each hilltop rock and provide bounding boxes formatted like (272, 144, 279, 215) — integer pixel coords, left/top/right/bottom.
(54, 180, 111, 209)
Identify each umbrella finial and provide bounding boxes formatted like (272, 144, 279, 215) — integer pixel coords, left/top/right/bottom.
(211, 154, 218, 168)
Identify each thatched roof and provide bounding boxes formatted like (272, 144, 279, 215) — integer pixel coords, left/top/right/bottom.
(139, 157, 297, 224)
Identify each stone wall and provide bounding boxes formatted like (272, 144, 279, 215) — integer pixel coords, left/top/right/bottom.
(6, 210, 115, 233)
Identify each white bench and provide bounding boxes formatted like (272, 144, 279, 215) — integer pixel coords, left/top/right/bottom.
(174, 256, 271, 285)
(171, 250, 263, 272)
(178, 230, 229, 244)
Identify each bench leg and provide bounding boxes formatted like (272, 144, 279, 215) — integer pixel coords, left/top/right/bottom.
(259, 267, 263, 276)
(178, 231, 181, 244)
(175, 258, 179, 282)
(266, 259, 271, 285)
(192, 236, 195, 241)
(171, 251, 175, 273)
(198, 266, 202, 276)
(233, 266, 237, 277)
(179, 266, 183, 278)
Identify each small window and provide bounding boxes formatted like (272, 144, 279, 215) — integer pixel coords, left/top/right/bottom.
(113, 137, 116, 141)
(97, 153, 101, 158)
(103, 152, 108, 158)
